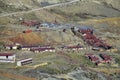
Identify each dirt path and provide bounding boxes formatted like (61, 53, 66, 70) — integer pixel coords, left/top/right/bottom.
(0, 0, 79, 18)
(0, 71, 37, 80)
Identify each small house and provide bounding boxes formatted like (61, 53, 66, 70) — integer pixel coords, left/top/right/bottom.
(4, 45, 18, 50)
(100, 54, 112, 63)
(23, 30, 32, 33)
(78, 26, 93, 34)
(21, 20, 40, 26)
(0, 53, 15, 63)
(17, 58, 32, 66)
(30, 47, 55, 53)
(90, 56, 99, 63)
(64, 45, 84, 51)
(21, 46, 39, 51)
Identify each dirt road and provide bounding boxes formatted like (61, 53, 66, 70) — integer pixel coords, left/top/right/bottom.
(0, 0, 79, 18)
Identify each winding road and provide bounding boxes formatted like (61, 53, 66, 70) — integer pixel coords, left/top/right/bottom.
(0, 0, 79, 18)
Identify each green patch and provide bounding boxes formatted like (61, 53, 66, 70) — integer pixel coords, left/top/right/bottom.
(0, 18, 10, 25)
(0, 76, 12, 80)
(23, 12, 39, 20)
(0, 0, 30, 14)
(68, 53, 96, 67)
(115, 56, 120, 65)
(0, 63, 16, 69)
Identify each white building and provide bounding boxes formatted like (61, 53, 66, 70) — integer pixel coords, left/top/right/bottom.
(17, 58, 32, 66)
(0, 53, 16, 63)
(4, 45, 18, 50)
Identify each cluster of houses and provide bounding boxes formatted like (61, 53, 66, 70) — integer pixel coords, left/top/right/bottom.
(61, 45, 84, 51)
(4, 43, 85, 52)
(30, 47, 55, 53)
(85, 53, 114, 66)
(77, 26, 112, 50)
(0, 52, 33, 66)
(4, 44, 56, 53)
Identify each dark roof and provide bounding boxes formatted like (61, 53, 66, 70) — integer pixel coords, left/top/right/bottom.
(0, 53, 14, 56)
(31, 47, 55, 51)
(21, 46, 39, 48)
(90, 56, 99, 61)
(65, 46, 83, 49)
(100, 54, 112, 60)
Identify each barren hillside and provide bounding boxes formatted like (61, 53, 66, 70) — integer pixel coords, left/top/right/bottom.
(9, 32, 43, 45)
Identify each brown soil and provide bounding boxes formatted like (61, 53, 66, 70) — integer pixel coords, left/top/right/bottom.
(9, 32, 43, 45)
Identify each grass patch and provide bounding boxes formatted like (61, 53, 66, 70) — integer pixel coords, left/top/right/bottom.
(68, 53, 96, 67)
(0, 76, 12, 80)
(23, 12, 39, 20)
(37, 63, 77, 74)
(0, 0, 30, 13)
(114, 56, 120, 65)
(0, 18, 10, 25)
(0, 63, 16, 69)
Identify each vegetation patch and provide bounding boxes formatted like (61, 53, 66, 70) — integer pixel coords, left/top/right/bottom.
(0, 18, 10, 25)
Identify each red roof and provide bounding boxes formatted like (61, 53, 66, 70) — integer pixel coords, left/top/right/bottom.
(0, 53, 14, 56)
(23, 30, 32, 33)
(30, 47, 55, 51)
(22, 20, 40, 26)
(100, 54, 112, 60)
(90, 56, 99, 62)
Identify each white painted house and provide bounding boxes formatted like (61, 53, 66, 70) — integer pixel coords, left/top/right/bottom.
(4, 45, 18, 50)
(0, 53, 16, 63)
(17, 58, 32, 66)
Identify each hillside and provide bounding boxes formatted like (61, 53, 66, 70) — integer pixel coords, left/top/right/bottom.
(0, 0, 120, 80)
(9, 32, 43, 45)
(49, 0, 120, 21)
(0, 0, 72, 14)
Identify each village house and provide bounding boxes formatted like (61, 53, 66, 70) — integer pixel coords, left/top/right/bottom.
(85, 53, 99, 63)
(20, 46, 39, 51)
(0, 53, 16, 63)
(30, 47, 55, 53)
(21, 20, 40, 26)
(89, 56, 100, 63)
(17, 58, 32, 66)
(4, 43, 21, 50)
(63, 45, 84, 51)
(4, 44, 18, 50)
(85, 53, 113, 66)
(100, 54, 112, 63)
(23, 29, 32, 33)
(78, 26, 93, 34)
